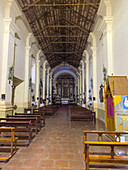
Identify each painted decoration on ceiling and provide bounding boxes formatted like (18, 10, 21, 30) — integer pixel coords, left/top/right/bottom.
(59, 67, 71, 70)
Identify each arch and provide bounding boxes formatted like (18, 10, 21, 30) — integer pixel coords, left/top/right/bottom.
(52, 63, 77, 73)
(36, 50, 42, 60)
(54, 70, 77, 83)
(43, 60, 48, 69)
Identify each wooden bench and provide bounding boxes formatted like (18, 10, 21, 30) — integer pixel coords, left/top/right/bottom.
(83, 130, 128, 142)
(7, 114, 42, 130)
(0, 117, 39, 134)
(69, 106, 96, 122)
(0, 121, 33, 146)
(0, 127, 18, 161)
(15, 113, 45, 127)
(83, 130, 128, 169)
(84, 141, 128, 170)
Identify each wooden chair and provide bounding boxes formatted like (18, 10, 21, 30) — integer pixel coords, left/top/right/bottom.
(0, 121, 33, 146)
(84, 141, 128, 170)
(83, 130, 128, 169)
(0, 127, 18, 161)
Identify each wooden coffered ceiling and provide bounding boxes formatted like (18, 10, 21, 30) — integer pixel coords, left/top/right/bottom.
(17, 0, 100, 69)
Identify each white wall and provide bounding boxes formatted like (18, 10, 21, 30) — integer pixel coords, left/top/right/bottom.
(111, 0, 128, 76)
(0, 1, 6, 96)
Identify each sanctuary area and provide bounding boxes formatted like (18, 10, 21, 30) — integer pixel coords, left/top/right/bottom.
(0, 0, 128, 169)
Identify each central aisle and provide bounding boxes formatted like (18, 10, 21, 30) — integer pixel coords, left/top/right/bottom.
(2, 105, 106, 170)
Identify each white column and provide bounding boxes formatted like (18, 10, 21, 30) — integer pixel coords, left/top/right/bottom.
(84, 50, 89, 103)
(81, 60, 85, 103)
(79, 69, 82, 104)
(104, 16, 113, 75)
(90, 32, 97, 107)
(0, 18, 17, 111)
(24, 33, 32, 107)
(24, 46, 31, 107)
(75, 82, 77, 102)
(46, 67, 50, 105)
(77, 75, 80, 104)
(35, 50, 41, 107)
(49, 73, 52, 104)
(103, 0, 113, 75)
(42, 60, 47, 100)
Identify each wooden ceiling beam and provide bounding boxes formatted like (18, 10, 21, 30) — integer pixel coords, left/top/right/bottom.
(23, 0, 41, 11)
(36, 35, 83, 38)
(36, 25, 89, 36)
(36, 25, 79, 36)
(23, 3, 99, 10)
(46, 52, 75, 54)
(61, 17, 89, 34)
(52, 42, 77, 44)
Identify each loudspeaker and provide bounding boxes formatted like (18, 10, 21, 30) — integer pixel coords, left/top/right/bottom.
(93, 97, 96, 101)
(1, 94, 5, 100)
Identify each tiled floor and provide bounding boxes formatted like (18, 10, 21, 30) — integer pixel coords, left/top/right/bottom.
(1, 105, 128, 170)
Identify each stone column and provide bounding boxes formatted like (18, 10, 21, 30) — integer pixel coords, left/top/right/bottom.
(79, 68, 82, 104)
(84, 50, 89, 103)
(104, 16, 113, 75)
(46, 67, 50, 105)
(77, 75, 80, 104)
(24, 33, 32, 108)
(0, 18, 17, 112)
(49, 73, 52, 104)
(43, 60, 47, 102)
(35, 50, 41, 108)
(74, 80, 77, 102)
(90, 33, 97, 107)
(81, 60, 85, 104)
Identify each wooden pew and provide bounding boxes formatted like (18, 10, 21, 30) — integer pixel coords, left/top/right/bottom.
(0, 127, 18, 161)
(0, 117, 39, 134)
(83, 130, 128, 169)
(0, 121, 33, 146)
(36, 104, 58, 116)
(15, 113, 45, 127)
(83, 130, 128, 142)
(69, 106, 96, 122)
(7, 114, 42, 130)
(84, 141, 128, 170)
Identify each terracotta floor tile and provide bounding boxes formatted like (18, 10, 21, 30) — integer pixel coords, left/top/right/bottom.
(61, 154, 75, 160)
(22, 159, 39, 167)
(37, 160, 54, 167)
(49, 153, 61, 160)
(1, 106, 117, 169)
(55, 160, 68, 168)
(69, 160, 85, 168)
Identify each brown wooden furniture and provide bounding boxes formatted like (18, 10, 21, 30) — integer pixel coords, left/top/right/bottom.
(15, 113, 45, 127)
(7, 114, 42, 130)
(83, 130, 128, 169)
(0, 127, 18, 161)
(35, 105, 58, 116)
(83, 130, 128, 142)
(0, 121, 33, 146)
(69, 105, 96, 122)
(0, 117, 39, 134)
(84, 141, 128, 170)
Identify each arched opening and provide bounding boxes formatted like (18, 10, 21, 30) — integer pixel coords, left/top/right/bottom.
(56, 74, 75, 101)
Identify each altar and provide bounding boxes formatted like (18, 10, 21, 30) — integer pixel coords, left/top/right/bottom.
(61, 98, 69, 104)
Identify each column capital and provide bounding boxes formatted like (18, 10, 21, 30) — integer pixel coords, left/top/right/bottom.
(91, 47, 97, 52)
(36, 59, 40, 63)
(4, 18, 18, 36)
(25, 46, 31, 51)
